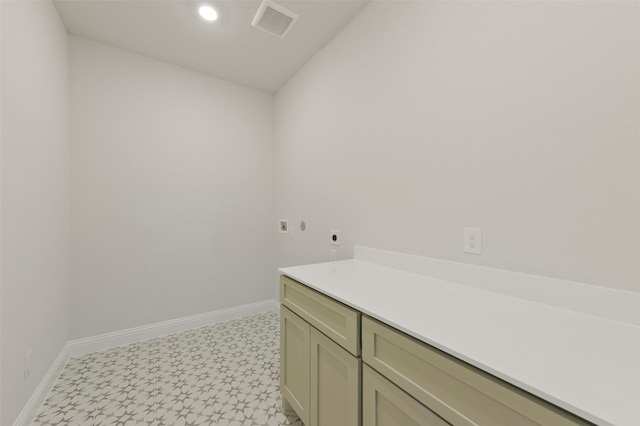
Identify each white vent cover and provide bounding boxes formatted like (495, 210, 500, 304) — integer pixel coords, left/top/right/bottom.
(252, 0, 299, 39)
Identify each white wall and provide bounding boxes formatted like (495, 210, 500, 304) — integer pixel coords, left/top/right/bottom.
(1, 1, 70, 424)
(70, 37, 275, 339)
(1, 1, 3, 421)
(275, 1, 640, 292)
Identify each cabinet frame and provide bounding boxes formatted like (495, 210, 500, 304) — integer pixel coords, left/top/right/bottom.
(281, 275, 360, 356)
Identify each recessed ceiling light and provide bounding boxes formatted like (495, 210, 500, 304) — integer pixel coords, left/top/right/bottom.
(198, 5, 218, 22)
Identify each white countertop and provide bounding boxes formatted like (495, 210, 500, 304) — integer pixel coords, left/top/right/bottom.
(279, 259, 640, 426)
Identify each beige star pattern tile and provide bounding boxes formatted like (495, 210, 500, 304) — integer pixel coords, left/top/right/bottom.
(33, 312, 302, 426)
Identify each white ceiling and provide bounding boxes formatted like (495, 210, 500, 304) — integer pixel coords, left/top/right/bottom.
(54, 0, 367, 93)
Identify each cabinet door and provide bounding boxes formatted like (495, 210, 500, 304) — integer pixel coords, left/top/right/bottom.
(363, 364, 450, 426)
(281, 306, 310, 425)
(309, 327, 361, 426)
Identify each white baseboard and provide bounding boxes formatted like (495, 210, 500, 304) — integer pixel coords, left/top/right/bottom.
(12, 345, 70, 426)
(67, 299, 279, 358)
(13, 299, 279, 426)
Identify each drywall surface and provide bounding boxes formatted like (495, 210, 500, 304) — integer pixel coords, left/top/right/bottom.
(70, 37, 275, 339)
(1, 2, 3, 420)
(275, 1, 640, 292)
(0, 1, 71, 424)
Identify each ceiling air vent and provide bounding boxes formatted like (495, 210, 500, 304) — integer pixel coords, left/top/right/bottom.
(252, 0, 299, 39)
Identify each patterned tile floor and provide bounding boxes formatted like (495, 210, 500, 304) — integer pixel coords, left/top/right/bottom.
(34, 312, 303, 426)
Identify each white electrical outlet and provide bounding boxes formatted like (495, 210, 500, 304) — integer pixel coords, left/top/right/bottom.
(330, 230, 340, 246)
(464, 227, 482, 255)
(329, 249, 337, 261)
(24, 350, 32, 380)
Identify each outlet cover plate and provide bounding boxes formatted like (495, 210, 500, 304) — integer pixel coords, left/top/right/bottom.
(464, 227, 482, 255)
(329, 249, 337, 261)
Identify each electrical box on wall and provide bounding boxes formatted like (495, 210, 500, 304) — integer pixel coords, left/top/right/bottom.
(330, 230, 340, 246)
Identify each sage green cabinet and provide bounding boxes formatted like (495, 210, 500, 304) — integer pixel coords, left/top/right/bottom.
(363, 364, 450, 426)
(281, 305, 310, 425)
(281, 274, 591, 426)
(280, 275, 360, 356)
(309, 327, 361, 426)
(362, 316, 592, 426)
(280, 275, 361, 426)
